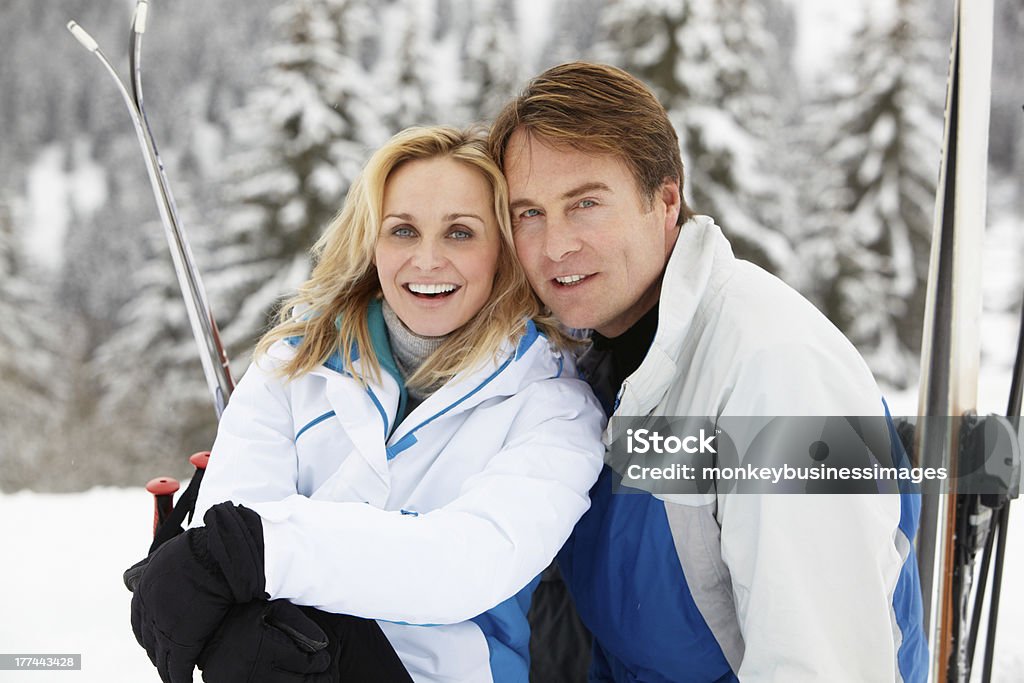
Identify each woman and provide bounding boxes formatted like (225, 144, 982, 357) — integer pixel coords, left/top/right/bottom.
(127, 127, 606, 683)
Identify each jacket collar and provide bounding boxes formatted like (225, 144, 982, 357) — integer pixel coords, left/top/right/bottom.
(613, 215, 731, 419)
(386, 319, 559, 446)
(266, 313, 563, 504)
(273, 311, 562, 447)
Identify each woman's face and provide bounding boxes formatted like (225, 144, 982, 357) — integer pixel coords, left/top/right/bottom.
(375, 156, 501, 337)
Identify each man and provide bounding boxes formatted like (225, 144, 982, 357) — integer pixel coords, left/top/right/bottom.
(489, 62, 927, 682)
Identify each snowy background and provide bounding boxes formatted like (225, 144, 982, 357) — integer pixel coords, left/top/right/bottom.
(0, 0, 1022, 680)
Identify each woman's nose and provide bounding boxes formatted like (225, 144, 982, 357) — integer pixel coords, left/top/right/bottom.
(411, 240, 445, 270)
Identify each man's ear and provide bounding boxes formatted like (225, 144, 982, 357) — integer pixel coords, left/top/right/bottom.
(659, 178, 682, 234)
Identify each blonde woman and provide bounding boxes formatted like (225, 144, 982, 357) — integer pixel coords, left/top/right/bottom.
(125, 127, 606, 683)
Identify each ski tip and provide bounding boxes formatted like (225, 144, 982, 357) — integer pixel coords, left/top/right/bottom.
(133, 0, 149, 34)
(66, 21, 100, 52)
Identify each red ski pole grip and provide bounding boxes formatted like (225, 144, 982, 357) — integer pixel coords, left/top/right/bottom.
(189, 451, 211, 470)
(146, 477, 180, 536)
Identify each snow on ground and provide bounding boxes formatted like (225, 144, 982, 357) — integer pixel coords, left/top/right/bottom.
(0, 487, 202, 682)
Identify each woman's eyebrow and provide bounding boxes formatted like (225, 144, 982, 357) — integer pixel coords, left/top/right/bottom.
(384, 212, 484, 222)
(444, 212, 485, 223)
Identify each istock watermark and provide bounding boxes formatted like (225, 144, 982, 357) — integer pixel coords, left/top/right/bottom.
(605, 415, 1022, 495)
(625, 427, 718, 454)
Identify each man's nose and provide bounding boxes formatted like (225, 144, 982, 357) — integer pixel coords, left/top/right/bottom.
(542, 218, 582, 262)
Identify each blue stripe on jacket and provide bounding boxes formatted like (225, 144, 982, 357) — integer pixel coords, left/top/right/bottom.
(884, 403, 928, 683)
(559, 467, 737, 683)
(560, 404, 927, 682)
(470, 575, 542, 682)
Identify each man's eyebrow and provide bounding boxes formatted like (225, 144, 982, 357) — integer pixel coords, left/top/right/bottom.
(561, 182, 612, 200)
(509, 182, 613, 214)
(509, 198, 535, 213)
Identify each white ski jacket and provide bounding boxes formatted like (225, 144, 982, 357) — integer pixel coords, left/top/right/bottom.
(560, 216, 926, 682)
(193, 307, 606, 683)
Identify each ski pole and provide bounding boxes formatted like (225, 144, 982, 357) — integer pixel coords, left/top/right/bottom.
(146, 453, 211, 553)
(140, 452, 209, 542)
(978, 288, 1024, 682)
(66, 0, 234, 418)
(145, 476, 180, 536)
(958, 288, 1024, 680)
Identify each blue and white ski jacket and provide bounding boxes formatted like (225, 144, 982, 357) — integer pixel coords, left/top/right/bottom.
(560, 216, 927, 682)
(193, 300, 606, 683)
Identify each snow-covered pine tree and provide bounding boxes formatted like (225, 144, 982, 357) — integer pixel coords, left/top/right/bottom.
(0, 197, 57, 490)
(376, 0, 441, 131)
(78, 0, 390, 484)
(64, 0, 283, 485)
(545, 0, 606, 68)
(798, 0, 943, 388)
(457, 0, 521, 124)
(206, 0, 387, 362)
(595, 0, 797, 277)
(92, 177, 221, 476)
(990, 0, 1023, 179)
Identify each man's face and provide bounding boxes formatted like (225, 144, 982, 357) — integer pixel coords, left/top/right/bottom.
(504, 130, 680, 337)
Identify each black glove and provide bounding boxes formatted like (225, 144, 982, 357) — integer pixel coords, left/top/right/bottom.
(199, 600, 415, 683)
(125, 502, 267, 683)
(198, 600, 331, 682)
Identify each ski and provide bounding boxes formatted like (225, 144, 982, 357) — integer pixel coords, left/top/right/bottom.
(67, 0, 235, 418)
(67, 1, 235, 547)
(912, 0, 993, 681)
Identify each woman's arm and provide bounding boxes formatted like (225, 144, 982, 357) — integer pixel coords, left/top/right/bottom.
(247, 378, 605, 625)
(192, 355, 300, 523)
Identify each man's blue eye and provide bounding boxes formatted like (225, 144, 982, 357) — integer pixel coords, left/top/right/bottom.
(578, 199, 596, 209)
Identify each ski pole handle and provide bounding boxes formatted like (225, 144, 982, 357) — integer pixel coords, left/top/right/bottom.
(145, 476, 180, 536)
(189, 451, 211, 470)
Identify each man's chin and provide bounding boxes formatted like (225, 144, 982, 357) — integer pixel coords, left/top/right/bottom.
(546, 307, 599, 332)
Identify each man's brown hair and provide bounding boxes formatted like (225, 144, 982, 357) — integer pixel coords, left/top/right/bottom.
(489, 61, 694, 225)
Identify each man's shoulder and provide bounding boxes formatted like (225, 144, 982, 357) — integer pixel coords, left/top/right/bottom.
(662, 249, 881, 416)
(708, 249, 820, 327)
(662, 217, 843, 353)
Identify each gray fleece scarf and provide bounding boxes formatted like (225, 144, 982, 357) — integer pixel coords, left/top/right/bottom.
(380, 299, 450, 400)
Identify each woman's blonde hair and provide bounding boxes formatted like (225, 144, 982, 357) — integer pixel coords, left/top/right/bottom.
(255, 125, 566, 389)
